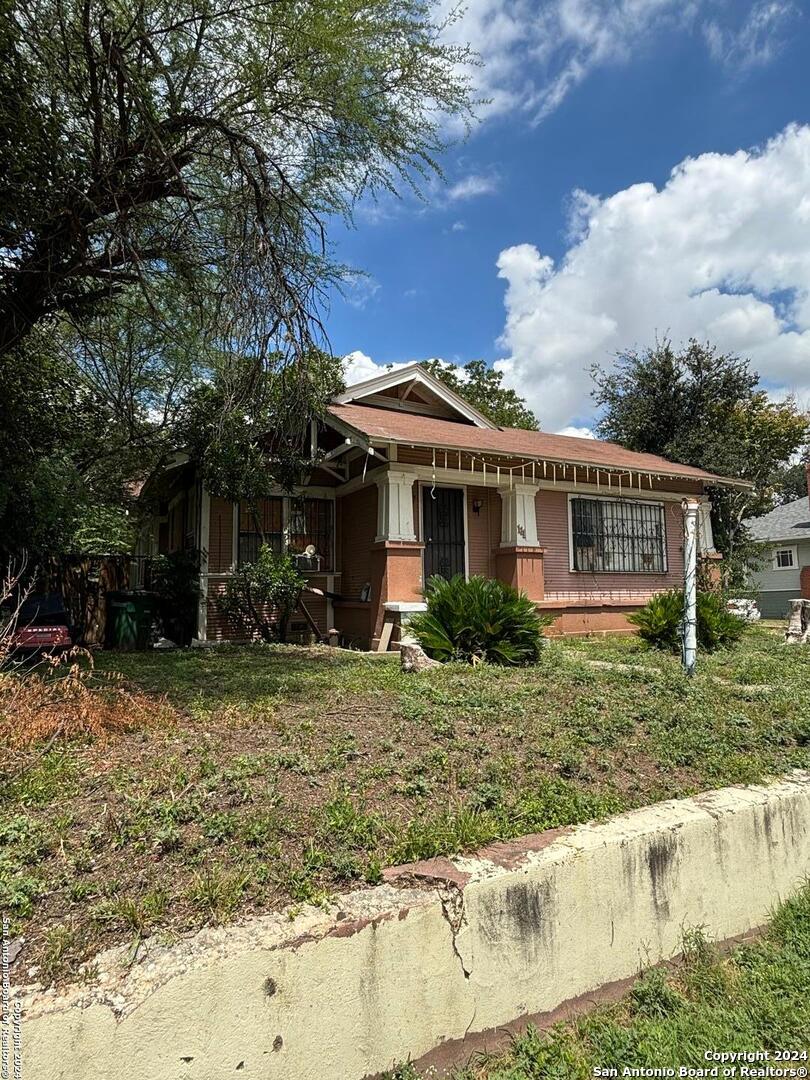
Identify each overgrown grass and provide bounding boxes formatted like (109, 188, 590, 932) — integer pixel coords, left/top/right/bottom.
(393, 883, 810, 1079)
(2, 627, 809, 985)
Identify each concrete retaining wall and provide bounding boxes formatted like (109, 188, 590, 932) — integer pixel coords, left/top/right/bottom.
(16, 772, 810, 1080)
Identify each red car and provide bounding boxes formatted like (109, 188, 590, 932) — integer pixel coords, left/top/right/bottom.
(7, 594, 73, 654)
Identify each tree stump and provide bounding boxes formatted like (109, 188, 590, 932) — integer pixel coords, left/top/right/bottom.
(400, 640, 440, 672)
(785, 599, 810, 645)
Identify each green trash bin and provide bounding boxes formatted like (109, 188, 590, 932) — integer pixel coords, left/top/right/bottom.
(106, 592, 155, 650)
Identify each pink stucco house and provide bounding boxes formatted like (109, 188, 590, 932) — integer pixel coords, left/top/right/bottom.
(141, 365, 740, 649)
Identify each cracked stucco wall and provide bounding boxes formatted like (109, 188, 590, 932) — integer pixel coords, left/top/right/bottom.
(15, 771, 810, 1080)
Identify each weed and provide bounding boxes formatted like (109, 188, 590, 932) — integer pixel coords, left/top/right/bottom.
(41, 923, 78, 982)
(201, 811, 238, 844)
(92, 889, 169, 935)
(186, 866, 249, 921)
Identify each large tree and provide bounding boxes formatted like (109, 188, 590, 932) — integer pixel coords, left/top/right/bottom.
(773, 448, 810, 506)
(0, 0, 477, 556)
(422, 359, 539, 429)
(0, 0, 474, 359)
(592, 339, 808, 587)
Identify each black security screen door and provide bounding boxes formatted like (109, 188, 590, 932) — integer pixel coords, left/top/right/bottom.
(422, 487, 465, 580)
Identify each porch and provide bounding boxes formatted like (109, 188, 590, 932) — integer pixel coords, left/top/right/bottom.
(332, 453, 712, 650)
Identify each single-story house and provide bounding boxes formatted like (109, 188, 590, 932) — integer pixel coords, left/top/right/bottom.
(139, 364, 744, 649)
(745, 465, 810, 618)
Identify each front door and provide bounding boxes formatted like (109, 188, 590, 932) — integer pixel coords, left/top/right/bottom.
(422, 487, 465, 581)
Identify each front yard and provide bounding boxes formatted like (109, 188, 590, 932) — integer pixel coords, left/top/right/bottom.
(2, 627, 809, 986)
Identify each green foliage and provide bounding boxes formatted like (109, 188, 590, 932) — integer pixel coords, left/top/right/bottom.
(182, 349, 345, 503)
(70, 504, 134, 555)
(8, 628, 810, 984)
(592, 339, 809, 588)
(217, 546, 304, 643)
(421, 359, 539, 429)
(186, 865, 249, 922)
(629, 589, 745, 654)
(0, 337, 150, 558)
(408, 575, 549, 665)
(0, 0, 476, 556)
(773, 447, 810, 505)
(0, 0, 475, 356)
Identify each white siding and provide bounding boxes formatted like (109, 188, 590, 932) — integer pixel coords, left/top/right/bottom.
(749, 538, 810, 617)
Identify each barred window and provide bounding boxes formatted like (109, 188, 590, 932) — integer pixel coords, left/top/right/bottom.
(571, 497, 666, 573)
(288, 498, 334, 571)
(238, 498, 283, 566)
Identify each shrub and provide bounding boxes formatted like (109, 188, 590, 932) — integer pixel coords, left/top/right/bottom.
(629, 589, 745, 653)
(217, 545, 304, 643)
(408, 575, 549, 666)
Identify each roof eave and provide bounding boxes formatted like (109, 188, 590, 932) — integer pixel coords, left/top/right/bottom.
(325, 417, 746, 488)
(750, 534, 810, 544)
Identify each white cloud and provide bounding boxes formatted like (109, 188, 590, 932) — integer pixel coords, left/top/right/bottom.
(341, 272, 381, 310)
(447, 173, 499, 200)
(450, 220, 468, 232)
(557, 426, 596, 439)
(437, 0, 797, 122)
(343, 350, 387, 384)
(494, 124, 810, 432)
(342, 352, 463, 387)
(703, 1, 797, 68)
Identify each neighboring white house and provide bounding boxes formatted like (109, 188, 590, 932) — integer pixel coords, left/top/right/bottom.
(746, 466, 810, 618)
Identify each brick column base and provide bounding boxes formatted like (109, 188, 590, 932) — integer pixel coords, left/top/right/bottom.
(698, 552, 723, 591)
(801, 565, 810, 600)
(369, 541, 425, 646)
(494, 546, 545, 601)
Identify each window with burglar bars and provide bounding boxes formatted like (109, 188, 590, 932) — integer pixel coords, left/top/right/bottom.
(288, 498, 334, 571)
(570, 497, 666, 573)
(238, 498, 283, 566)
(238, 496, 334, 570)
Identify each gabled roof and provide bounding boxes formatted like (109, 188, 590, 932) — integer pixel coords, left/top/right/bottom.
(746, 496, 810, 543)
(328, 402, 748, 487)
(334, 363, 496, 429)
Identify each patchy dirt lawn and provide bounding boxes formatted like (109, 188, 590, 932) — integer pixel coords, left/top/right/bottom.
(2, 628, 809, 986)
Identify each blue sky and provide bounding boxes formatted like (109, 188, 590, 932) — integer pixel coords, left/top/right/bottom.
(324, 0, 810, 433)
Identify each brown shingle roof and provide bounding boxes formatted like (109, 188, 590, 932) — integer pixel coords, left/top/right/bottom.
(328, 403, 743, 485)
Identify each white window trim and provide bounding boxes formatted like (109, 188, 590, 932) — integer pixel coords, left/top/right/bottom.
(772, 545, 798, 571)
(567, 492, 668, 575)
(417, 482, 470, 581)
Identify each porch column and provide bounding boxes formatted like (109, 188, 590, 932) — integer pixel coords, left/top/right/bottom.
(698, 498, 723, 589)
(495, 483, 545, 601)
(370, 467, 424, 649)
(499, 483, 540, 547)
(698, 500, 716, 554)
(375, 467, 417, 542)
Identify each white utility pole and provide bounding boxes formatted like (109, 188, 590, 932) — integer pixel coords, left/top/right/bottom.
(682, 498, 699, 676)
